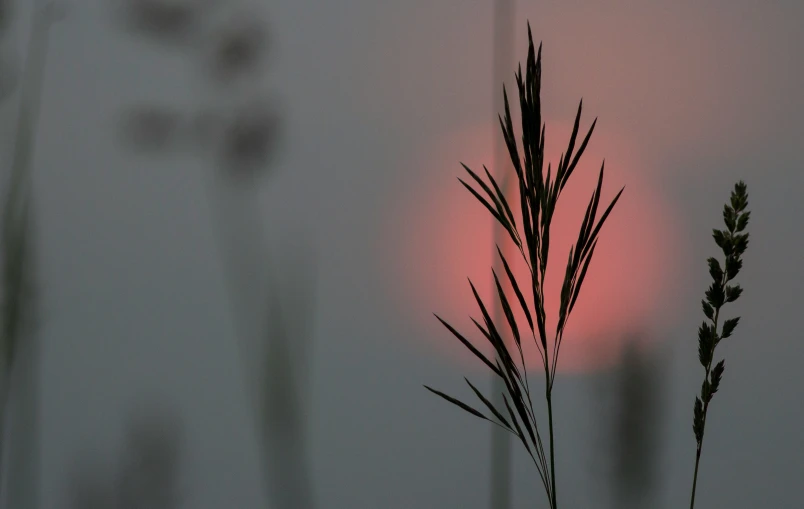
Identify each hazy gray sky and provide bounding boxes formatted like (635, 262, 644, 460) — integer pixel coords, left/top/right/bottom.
(2, 0, 803, 508)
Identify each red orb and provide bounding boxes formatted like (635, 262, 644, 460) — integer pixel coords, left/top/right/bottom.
(382, 121, 687, 374)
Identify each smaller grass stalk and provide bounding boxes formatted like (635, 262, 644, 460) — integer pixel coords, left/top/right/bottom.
(423, 22, 623, 509)
(689, 181, 750, 509)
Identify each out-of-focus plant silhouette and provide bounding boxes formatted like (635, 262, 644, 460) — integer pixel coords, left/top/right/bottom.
(0, 0, 10, 31)
(111, 3, 316, 508)
(258, 238, 317, 509)
(114, 0, 202, 45)
(113, 0, 282, 175)
(607, 332, 664, 509)
(0, 59, 15, 104)
(0, 0, 16, 104)
(488, 2, 515, 508)
(1, 3, 65, 508)
(207, 14, 268, 83)
(67, 405, 183, 509)
(220, 98, 279, 171)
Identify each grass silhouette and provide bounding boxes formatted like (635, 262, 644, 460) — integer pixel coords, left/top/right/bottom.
(689, 181, 750, 508)
(424, 22, 622, 509)
(423, 20, 751, 509)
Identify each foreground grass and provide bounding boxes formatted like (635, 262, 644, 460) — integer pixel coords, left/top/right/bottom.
(423, 20, 752, 509)
(424, 22, 621, 509)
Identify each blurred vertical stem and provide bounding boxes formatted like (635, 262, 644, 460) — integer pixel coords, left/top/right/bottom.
(1, 3, 61, 508)
(489, 1, 514, 507)
(609, 336, 663, 509)
(259, 237, 316, 509)
(205, 174, 316, 509)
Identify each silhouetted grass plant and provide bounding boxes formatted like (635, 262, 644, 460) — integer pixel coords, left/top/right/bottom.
(689, 181, 749, 509)
(423, 21, 752, 509)
(424, 23, 622, 509)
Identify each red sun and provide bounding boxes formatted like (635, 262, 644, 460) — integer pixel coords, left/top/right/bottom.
(382, 121, 687, 374)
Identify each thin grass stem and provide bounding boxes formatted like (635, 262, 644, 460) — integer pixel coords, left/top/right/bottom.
(688, 181, 749, 509)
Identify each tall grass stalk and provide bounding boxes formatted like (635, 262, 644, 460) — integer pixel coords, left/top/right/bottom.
(688, 181, 750, 509)
(423, 22, 623, 509)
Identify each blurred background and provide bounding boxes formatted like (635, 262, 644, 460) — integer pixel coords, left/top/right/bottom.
(0, 0, 802, 508)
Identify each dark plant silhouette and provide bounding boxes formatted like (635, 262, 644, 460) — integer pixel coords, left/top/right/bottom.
(0, 0, 11, 34)
(68, 405, 183, 509)
(69, 474, 117, 509)
(222, 99, 280, 171)
(423, 22, 623, 509)
(116, 410, 182, 509)
(259, 239, 317, 509)
(0, 5, 15, 102)
(110, 5, 316, 508)
(116, 0, 201, 44)
(689, 181, 750, 509)
(0, 59, 15, 103)
(208, 15, 269, 82)
(1, 3, 64, 507)
(113, 1, 281, 176)
(609, 334, 664, 509)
